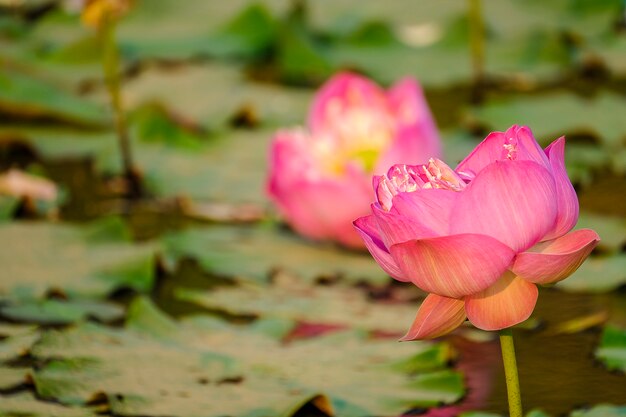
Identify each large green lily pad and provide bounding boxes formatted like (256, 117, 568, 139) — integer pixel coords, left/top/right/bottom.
(175, 273, 420, 333)
(330, 25, 568, 87)
(591, 36, 626, 77)
(22, 1, 286, 63)
(460, 404, 626, 417)
(309, 0, 463, 31)
(0, 222, 156, 299)
(0, 325, 37, 391)
(130, 103, 208, 150)
(162, 224, 388, 285)
(442, 130, 482, 167)
(0, 125, 272, 204)
(564, 143, 612, 186)
(571, 404, 626, 417)
(328, 41, 472, 88)
(556, 253, 626, 293)
(326, 7, 576, 87)
(0, 196, 20, 221)
(576, 212, 626, 253)
(0, 31, 102, 92)
(0, 127, 116, 162)
(0, 298, 125, 325)
(13, 0, 621, 90)
(116, 62, 312, 127)
(0, 69, 108, 126)
(0, 323, 38, 361)
(0, 392, 98, 417)
(466, 92, 626, 155)
(94, 127, 274, 204)
(0, 366, 30, 391)
(595, 326, 626, 373)
(200, 3, 277, 60)
(126, 129, 273, 204)
(29, 297, 464, 417)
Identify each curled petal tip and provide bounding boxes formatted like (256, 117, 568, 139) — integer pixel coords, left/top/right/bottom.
(354, 214, 409, 282)
(513, 229, 600, 285)
(542, 135, 579, 240)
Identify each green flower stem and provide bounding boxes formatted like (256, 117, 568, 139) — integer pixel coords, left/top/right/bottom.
(468, 0, 485, 84)
(499, 328, 523, 417)
(99, 14, 139, 196)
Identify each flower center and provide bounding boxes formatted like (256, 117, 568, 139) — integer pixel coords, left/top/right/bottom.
(376, 159, 466, 211)
(322, 95, 395, 173)
(503, 135, 518, 160)
(376, 165, 423, 210)
(420, 158, 467, 191)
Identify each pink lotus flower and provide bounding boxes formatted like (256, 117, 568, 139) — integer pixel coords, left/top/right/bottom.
(267, 72, 442, 248)
(354, 125, 600, 338)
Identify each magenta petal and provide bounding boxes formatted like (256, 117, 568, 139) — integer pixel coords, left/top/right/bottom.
(354, 215, 409, 282)
(307, 72, 387, 134)
(296, 179, 371, 248)
(401, 294, 466, 340)
(270, 161, 372, 249)
(374, 78, 442, 173)
(455, 125, 549, 178)
(455, 130, 507, 178)
(375, 128, 441, 175)
(267, 131, 322, 238)
(542, 137, 579, 240)
(513, 125, 551, 168)
(372, 204, 438, 247)
(512, 229, 600, 285)
(465, 271, 538, 331)
(391, 189, 458, 235)
(451, 160, 558, 253)
(387, 77, 431, 131)
(389, 234, 516, 298)
(267, 129, 316, 194)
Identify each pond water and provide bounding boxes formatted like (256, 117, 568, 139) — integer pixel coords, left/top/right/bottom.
(456, 289, 626, 416)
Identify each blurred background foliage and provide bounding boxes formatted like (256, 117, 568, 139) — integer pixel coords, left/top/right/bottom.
(0, 1, 625, 416)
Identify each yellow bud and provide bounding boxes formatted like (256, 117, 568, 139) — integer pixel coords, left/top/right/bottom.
(81, 0, 132, 28)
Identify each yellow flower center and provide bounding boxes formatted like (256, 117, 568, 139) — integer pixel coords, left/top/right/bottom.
(318, 96, 395, 175)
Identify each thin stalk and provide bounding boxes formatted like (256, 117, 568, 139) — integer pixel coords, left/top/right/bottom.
(499, 328, 523, 417)
(468, 0, 485, 83)
(99, 14, 139, 196)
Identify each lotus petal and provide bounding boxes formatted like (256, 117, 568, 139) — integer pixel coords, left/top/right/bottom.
(354, 215, 409, 281)
(401, 294, 466, 340)
(391, 188, 458, 236)
(273, 165, 372, 248)
(451, 160, 557, 253)
(308, 72, 387, 134)
(465, 271, 538, 331)
(389, 233, 515, 298)
(375, 78, 442, 172)
(542, 137, 579, 240)
(456, 125, 549, 177)
(372, 203, 438, 247)
(512, 229, 600, 284)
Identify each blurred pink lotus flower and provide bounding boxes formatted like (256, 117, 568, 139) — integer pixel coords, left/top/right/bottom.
(354, 125, 600, 338)
(267, 72, 442, 248)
